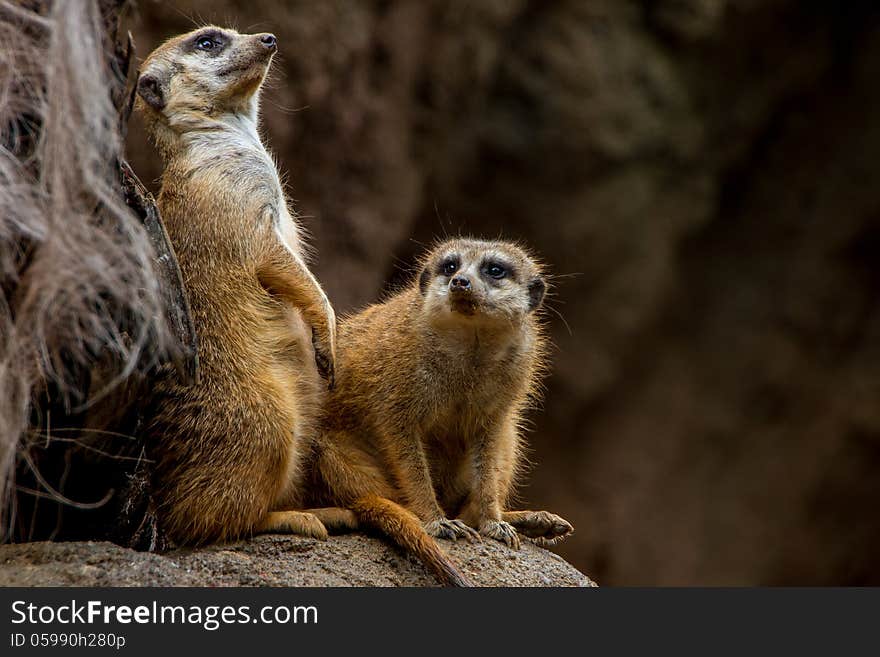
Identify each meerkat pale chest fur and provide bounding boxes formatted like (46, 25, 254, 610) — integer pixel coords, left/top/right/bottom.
(136, 26, 337, 545)
(307, 238, 572, 576)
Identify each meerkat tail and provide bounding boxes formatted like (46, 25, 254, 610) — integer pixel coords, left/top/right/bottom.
(349, 495, 473, 587)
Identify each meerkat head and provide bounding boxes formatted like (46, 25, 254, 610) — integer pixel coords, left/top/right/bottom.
(136, 26, 277, 140)
(417, 238, 546, 328)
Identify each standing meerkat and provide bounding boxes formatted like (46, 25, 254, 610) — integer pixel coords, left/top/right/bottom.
(305, 238, 573, 585)
(136, 26, 338, 545)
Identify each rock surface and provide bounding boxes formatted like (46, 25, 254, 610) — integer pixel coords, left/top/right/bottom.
(0, 536, 594, 587)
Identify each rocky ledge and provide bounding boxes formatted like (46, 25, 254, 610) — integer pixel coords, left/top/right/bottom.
(0, 534, 595, 587)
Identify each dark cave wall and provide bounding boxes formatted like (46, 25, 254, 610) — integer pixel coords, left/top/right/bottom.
(126, 0, 880, 584)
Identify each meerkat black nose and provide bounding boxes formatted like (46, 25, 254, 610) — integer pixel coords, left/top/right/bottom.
(260, 34, 277, 50)
(450, 276, 471, 291)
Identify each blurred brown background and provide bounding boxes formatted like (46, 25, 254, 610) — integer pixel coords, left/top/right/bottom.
(125, 0, 880, 585)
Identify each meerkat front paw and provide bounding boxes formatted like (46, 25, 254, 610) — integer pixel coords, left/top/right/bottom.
(320, 299, 338, 387)
(424, 518, 481, 542)
(311, 326, 336, 390)
(480, 519, 521, 549)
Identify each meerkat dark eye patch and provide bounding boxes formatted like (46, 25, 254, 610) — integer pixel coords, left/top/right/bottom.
(482, 259, 512, 280)
(136, 73, 165, 111)
(190, 29, 227, 54)
(527, 277, 546, 311)
(437, 255, 460, 277)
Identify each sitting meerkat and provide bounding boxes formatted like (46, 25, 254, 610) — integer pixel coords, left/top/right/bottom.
(136, 26, 339, 545)
(305, 238, 573, 584)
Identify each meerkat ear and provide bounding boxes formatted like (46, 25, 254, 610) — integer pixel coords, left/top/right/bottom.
(137, 71, 167, 111)
(418, 267, 431, 295)
(527, 277, 546, 312)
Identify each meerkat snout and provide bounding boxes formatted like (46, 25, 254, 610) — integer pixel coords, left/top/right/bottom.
(450, 275, 471, 291)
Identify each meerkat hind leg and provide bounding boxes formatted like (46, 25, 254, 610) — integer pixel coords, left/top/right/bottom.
(502, 510, 573, 541)
(258, 511, 329, 540)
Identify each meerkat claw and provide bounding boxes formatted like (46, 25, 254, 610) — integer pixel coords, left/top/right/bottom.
(480, 520, 521, 549)
(553, 519, 574, 537)
(531, 533, 573, 548)
(425, 518, 481, 543)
